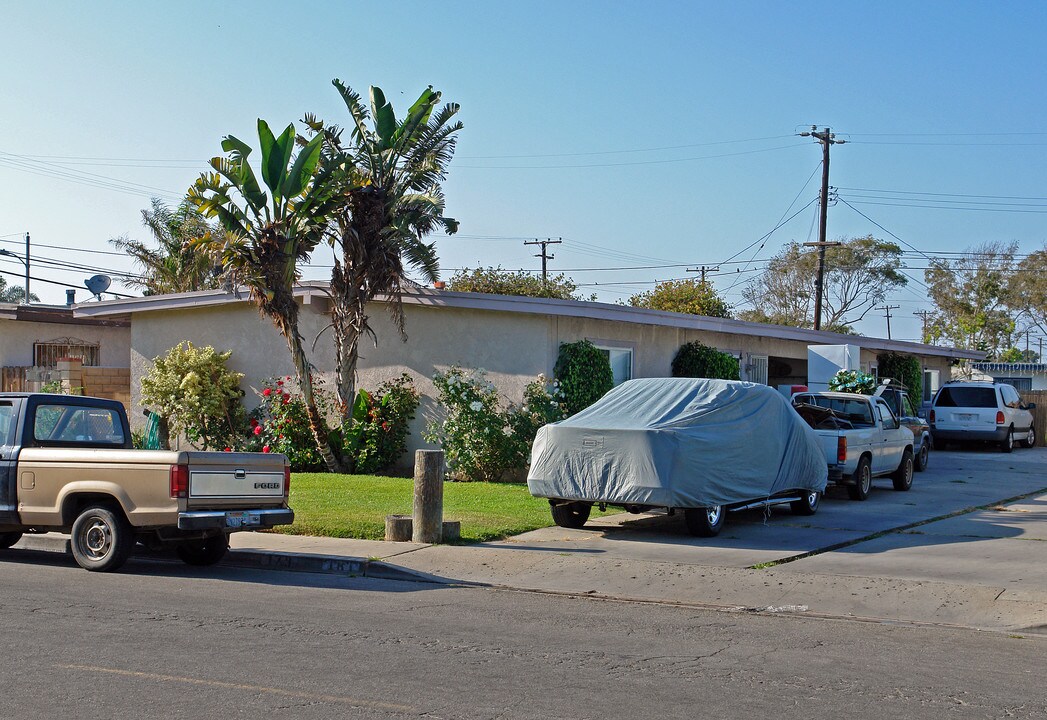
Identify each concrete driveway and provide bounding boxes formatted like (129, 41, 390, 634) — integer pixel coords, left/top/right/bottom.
(386, 445, 1047, 633)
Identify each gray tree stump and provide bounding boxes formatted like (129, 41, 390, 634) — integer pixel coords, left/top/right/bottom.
(412, 450, 445, 543)
(384, 514, 413, 542)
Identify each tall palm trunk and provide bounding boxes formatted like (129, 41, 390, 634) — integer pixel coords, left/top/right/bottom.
(285, 329, 345, 473)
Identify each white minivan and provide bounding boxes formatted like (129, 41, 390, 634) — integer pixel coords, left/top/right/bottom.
(929, 381, 1036, 453)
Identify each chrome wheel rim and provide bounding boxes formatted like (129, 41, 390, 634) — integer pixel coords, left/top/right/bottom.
(860, 467, 871, 494)
(1006, 431, 1013, 450)
(920, 446, 929, 466)
(807, 491, 819, 508)
(81, 518, 112, 560)
(707, 506, 722, 525)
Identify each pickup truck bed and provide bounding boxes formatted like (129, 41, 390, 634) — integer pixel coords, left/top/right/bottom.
(793, 391, 915, 501)
(0, 392, 293, 571)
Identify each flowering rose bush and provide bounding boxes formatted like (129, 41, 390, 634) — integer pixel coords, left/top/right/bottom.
(246, 374, 419, 473)
(244, 376, 335, 470)
(425, 367, 566, 482)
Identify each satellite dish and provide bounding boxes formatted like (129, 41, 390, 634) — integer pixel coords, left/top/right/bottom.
(85, 274, 112, 300)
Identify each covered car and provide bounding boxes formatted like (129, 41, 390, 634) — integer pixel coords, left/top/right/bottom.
(527, 378, 828, 536)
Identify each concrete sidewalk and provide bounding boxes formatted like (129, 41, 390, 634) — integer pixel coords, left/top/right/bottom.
(11, 448, 1047, 636)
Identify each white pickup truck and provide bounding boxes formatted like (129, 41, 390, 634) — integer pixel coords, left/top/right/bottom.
(792, 391, 914, 500)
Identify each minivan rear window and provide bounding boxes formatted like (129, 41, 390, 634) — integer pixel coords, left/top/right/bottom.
(935, 387, 997, 408)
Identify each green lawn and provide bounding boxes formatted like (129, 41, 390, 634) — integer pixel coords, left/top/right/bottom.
(278, 473, 607, 543)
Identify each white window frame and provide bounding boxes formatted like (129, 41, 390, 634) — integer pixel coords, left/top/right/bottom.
(593, 344, 633, 386)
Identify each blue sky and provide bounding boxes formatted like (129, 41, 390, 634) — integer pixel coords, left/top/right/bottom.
(2, 1, 1046, 344)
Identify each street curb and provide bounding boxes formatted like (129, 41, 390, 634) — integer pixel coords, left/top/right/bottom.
(11, 534, 431, 584)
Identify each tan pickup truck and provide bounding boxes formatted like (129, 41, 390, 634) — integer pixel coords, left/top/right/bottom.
(0, 392, 293, 572)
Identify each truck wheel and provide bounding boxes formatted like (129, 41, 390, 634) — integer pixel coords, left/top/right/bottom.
(790, 491, 820, 516)
(914, 443, 929, 472)
(550, 501, 591, 529)
(70, 505, 135, 572)
(1022, 424, 1036, 448)
(847, 456, 872, 501)
(1000, 427, 1014, 454)
(891, 449, 914, 491)
(0, 531, 23, 549)
(177, 534, 230, 566)
(684, 505, 725, 537)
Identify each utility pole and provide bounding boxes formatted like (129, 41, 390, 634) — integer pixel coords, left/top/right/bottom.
(687, 265, 720, 283)
(800, 126, 845, 331)
(913, 310, 931, 342)
(878, 304, 900, 340)
(523, 238, 561, 287)
(24, 232, 30, 303)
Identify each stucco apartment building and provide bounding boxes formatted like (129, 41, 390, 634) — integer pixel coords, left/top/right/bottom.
(72, 286, 982, 456)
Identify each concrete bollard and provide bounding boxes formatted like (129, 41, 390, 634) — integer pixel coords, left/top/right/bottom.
(412, 450, 445, 543)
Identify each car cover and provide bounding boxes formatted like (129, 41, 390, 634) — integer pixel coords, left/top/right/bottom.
(527, 378, 828, 509)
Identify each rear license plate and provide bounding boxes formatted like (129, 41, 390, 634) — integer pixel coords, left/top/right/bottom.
(957, 413, 976, 422)
(225, 511, 261, 528)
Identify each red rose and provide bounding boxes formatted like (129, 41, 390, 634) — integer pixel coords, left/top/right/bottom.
(262, 445, 270, 453)
(223, 447, 232, 452)
(282, 394, 291, 405)
(253, 425, 263, 435)
(262, 388, 272, 397)
(249, 418, 259, 428)
(382, 422, 390, 431)
(277, 380, 284, 387)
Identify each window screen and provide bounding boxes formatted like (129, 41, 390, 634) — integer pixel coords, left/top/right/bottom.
(0, 403, 15, 446)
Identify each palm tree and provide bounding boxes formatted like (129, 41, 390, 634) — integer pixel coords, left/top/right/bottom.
(0, 276, 38, 303)
(188, 119, 345, 471)
(311, 81, 462, 411)
(110, 198, 221, 295)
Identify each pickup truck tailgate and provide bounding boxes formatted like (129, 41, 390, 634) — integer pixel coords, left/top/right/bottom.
(186, 452, 287, 506)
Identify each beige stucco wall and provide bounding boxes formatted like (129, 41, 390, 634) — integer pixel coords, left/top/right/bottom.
(0, 318, 130, 368)
(126, 296, 962, 467)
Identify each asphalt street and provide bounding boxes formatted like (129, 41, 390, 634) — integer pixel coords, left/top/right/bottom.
(1, 552, 1044, 720)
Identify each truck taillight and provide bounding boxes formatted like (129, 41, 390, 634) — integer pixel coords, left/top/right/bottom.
(929, 409, 935, 423)
(283, 465, 291, 498)
(837, 436, 847, 465)
(170, 464, 189, 499)
(996, 410, 1005, 424)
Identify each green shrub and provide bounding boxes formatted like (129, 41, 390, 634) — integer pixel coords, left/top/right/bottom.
(425, 367, 566, 482)
(554, 340, 614, 415)
(829, 369, 877, 394)
(347, 374, 420, 474)
(877, 352, 922, 399)
(141, 342, 247, 450)
(671, 341, 740, 380)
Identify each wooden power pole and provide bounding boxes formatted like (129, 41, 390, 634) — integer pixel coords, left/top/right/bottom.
(800, 126, 845, 331)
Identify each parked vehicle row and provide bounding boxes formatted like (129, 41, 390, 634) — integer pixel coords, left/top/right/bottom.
(527, 372, 1043, 541)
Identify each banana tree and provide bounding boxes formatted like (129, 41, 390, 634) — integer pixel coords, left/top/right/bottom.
(309, 81, 462, 413)
(188, 119, 346, 471)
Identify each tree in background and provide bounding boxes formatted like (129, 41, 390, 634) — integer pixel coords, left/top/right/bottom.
(629, 278, 731, 318)
(449, 266, 593, 300)
(110, 198, 222, 295)
(309, 81, 463, 413)
(924, 241, 1018, 358)
(189, 118, 343, 470)
(0, 276, 38, 303)
(1010, 243, 1047, 339)
(739, 235, 906, 332)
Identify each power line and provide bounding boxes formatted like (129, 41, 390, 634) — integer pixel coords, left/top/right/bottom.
(453, 142, 807, 169)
